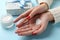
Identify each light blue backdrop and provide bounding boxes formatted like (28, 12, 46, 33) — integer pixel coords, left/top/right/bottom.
(0, 0, 60, 40)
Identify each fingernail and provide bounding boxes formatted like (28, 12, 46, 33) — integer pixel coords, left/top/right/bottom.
(16, 25, 20, 28)
(32, 32, 37, 35)
(26, 16, 30, 20)
(18, 33, 22, 36)
(15, 30, 20, 33)
(15, 31, 18, 33)
(16, 24, 21, 28)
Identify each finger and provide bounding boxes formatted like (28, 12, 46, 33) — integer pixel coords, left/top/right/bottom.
(18, 27, 32, 32)
(32, 25, 40, 30)
(15, 25, 30, 33)
(14, 8, 33, 23)
(18, 30, 33, 36)
(28, 8, 38, 19)
(18, 25, 40, 36)
(16, 18, 28, 28)
(32, 25, 41, 35)
(18, 25, 29, 29)
(29, 4, 48, 19)
(32, 23, 48, 35)
(18, 25, 40, 32)
(28, 6, 41, 18)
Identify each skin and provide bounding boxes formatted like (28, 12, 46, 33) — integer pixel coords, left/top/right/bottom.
(14, 3, 54, 36)
(15, 12, 54, 36)
(14, 3, 48, 23)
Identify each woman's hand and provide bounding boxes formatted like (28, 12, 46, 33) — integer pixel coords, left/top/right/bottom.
(15, 11, 54, 36)
(14, 3, 48, 27)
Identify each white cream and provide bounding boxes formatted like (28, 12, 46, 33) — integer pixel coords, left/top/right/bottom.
(36, 19, 41, 25)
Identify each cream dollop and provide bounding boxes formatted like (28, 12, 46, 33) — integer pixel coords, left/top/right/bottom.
(36, 19, 41, 25)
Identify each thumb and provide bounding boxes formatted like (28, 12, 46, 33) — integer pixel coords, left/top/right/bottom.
(28, 9, 38, 19)
(14, 8, 33, 23)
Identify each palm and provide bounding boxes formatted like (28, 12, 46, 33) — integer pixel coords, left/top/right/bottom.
(16, 13, 49, 36)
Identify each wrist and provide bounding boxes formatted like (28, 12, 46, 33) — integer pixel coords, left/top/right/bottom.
(40, 2, 49, 10)
(47, 11, 54, 22)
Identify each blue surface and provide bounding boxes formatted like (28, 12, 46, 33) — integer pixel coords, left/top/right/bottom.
(0, 0, 60, 40)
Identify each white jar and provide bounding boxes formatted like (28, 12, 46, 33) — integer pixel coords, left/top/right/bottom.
(1, 14, 14, 28)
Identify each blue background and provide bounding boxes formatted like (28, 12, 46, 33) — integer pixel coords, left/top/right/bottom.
(0, 0, 60, 40)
